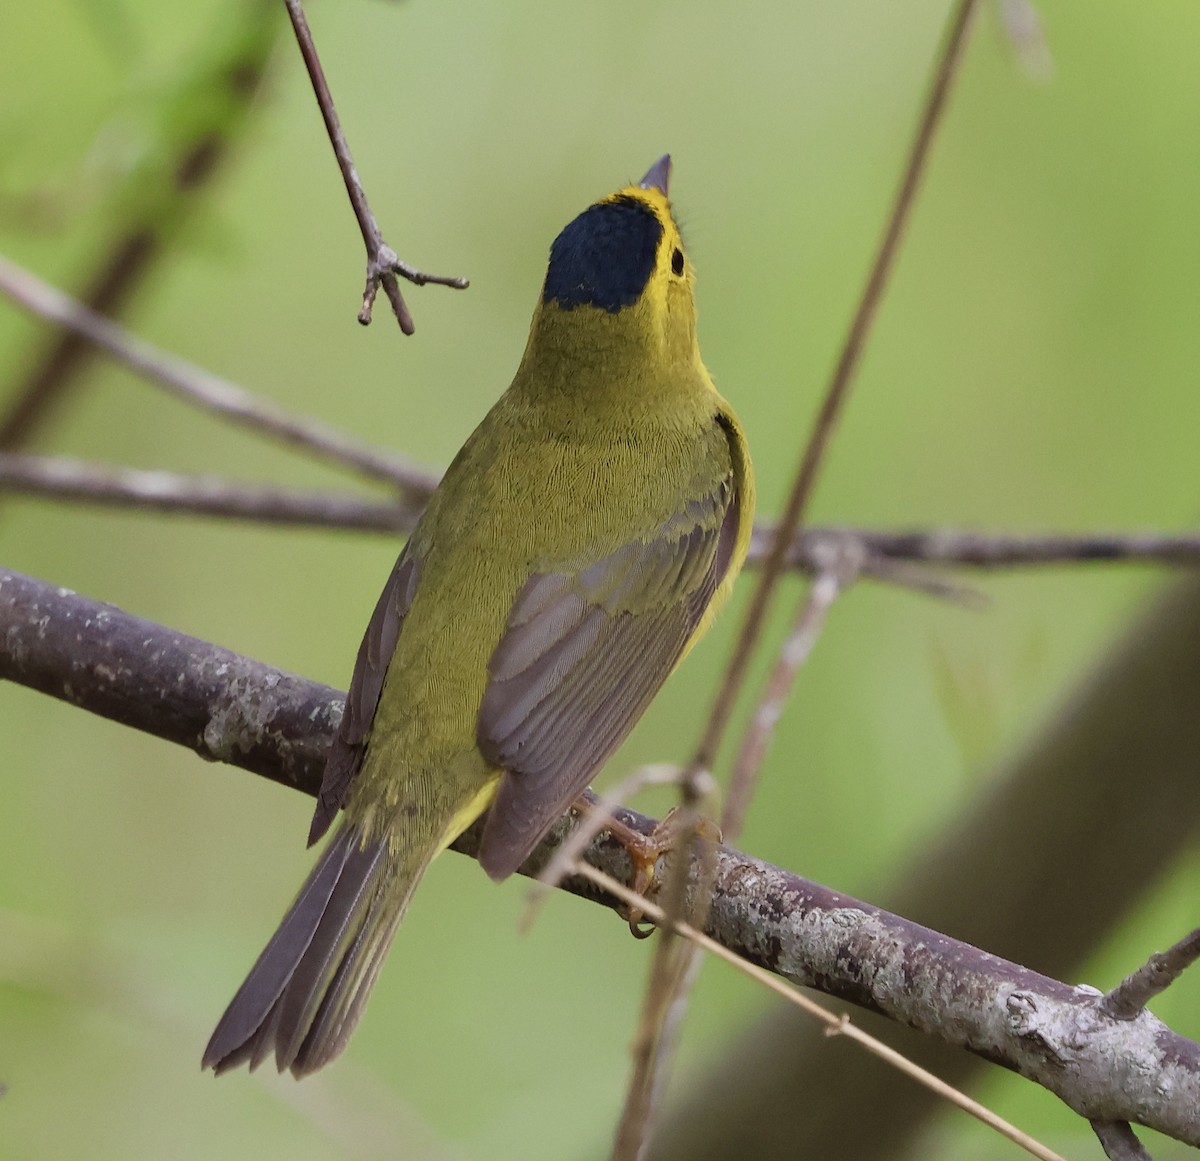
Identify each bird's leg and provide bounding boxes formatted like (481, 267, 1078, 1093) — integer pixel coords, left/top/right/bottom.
(571, 795, 722, 937)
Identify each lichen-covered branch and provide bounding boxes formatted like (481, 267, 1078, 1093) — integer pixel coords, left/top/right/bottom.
(711, 858, 1198, 1143)
(0, 565, 1196, 1146)
(0, 566, 335, 790)
(654, 571, 1200, 1161)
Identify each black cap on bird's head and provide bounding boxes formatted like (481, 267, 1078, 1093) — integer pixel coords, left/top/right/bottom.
(542, 155, 675, 314)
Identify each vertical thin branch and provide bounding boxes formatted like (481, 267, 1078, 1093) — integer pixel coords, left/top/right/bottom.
(282, 0, 376, 258)
(611, 789, 718, 1161)
(611, 924, 691, 1161)
(613, 567, 852, 1161)
(281, 0, 467, 333)
(613, 6, 985, 1159)
(723, 564, 850, 838)
(691, 0, 983, 780)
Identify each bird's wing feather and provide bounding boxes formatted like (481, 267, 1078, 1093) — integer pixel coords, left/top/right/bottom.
(308, 547, 422, 845)
(475, 475, 742, 878)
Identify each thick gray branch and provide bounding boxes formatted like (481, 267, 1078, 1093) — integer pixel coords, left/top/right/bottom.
(654, 573, 1200, 1161)
(0, 566, 1197, 1146)
(0, 568, 337, 790)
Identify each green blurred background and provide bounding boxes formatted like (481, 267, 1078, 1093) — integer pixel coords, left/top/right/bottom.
(1, 1, 1197, 1158)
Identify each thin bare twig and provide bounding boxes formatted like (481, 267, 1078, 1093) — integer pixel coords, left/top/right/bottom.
(1090, 1120, 1153, 1161)
(622, 6, 985, 1156)
(690, 0, 983, 777)
(0, 254, 437, 494)
(577, 864, 1068, 1161)
(281, 0, 467, 334)
(613, 551, 858, 1158)
(853, 553, 986, 605)
(0, 4, 278, 449)
(805, 527, 1200, 569)
(611, 784, 719, 1161)
(1101, 928, 1200, 1021)
(723, 563, 851, 838)
(7, 251, 1200, 585)
(612, 919, 691, 1161)
(0, 453, 419, 531)
(5, 447, 1199, 586)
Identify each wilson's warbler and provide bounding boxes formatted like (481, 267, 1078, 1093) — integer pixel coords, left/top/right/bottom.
(204, 155, 755, 1077)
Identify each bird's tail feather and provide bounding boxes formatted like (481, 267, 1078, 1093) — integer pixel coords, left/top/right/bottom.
(203, 822, 418, 1078)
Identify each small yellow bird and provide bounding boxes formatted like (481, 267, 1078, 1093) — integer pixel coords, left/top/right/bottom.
(204, 155, 755, 1076)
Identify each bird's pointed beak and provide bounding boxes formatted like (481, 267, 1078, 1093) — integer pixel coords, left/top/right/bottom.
(638, 154, 672, 196)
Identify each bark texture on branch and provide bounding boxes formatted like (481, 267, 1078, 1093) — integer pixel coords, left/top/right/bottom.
(654, 572, 1200, 1161)
(0, 567, 1197, 1146)
(0, 569, 335, 791)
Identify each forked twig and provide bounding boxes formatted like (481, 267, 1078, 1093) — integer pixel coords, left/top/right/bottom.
(281, 0, 467, 333)
(723, 562, 851, 837)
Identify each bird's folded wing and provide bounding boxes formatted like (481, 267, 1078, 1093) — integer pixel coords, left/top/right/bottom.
(308, 548, 421, 845)
(475, 475, 741, 878)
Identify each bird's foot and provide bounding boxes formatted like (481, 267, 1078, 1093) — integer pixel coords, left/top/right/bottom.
(584, 804, 722, 938)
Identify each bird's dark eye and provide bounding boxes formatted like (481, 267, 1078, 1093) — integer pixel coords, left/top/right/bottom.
(671, 247, 685, 276)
